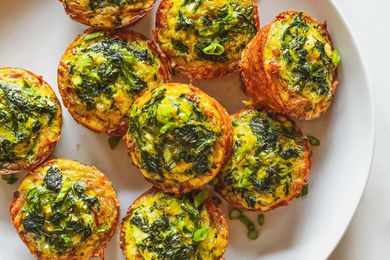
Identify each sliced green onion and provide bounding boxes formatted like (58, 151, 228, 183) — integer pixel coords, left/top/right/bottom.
(307, 136, 320, 146)
(130, 104, 138, 118)
(84, 31, 104, 41)
(194, 189, 209, 208)
(258, 214, 265, 226)
(202, 43, 225, 55)
(229, 208, 242, 220)
(108, 136, 121, 150)
(239, 214, 255, 230)
(1, 174, 18, 185)
(193, 228, 208, 242)
(247, 229, 259, 240)
(297, 183, 309, 198)
(160, 122, 175, 134)
(332, 48, 341, 66)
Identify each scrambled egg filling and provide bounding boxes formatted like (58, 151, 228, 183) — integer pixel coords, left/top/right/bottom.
(0, 75, 59, 165)
(221, 110, 307, 208)
(264, 12, 338, 105)
(128, 86, 221, 183)
(158, 0, 257, 64)
(123, 191, 224, 259)
(19, 165, 108, 253)
(64, 31, 163, 129)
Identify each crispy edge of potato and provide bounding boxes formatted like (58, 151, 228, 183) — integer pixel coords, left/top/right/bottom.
(153, 0, 260, 80)
(214, 108, 311, 212)
(124, 83, 233, 195)
(0, 67, 62, 175)
(60, 0, 157, 29)
(119, 187, 228, 259)
(58, 28, 172, 136)
(240, 10, 338, 120)
(9, 158, 120, 260)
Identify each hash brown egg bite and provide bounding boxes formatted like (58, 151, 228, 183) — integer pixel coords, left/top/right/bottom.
(120, 188, 228, 259)
(154, 0, 260, 80)
(58, 28, 171, 136)
(0, 68, 62, 175)
(10, 158, 120, 259)
(125, 83, 233, 194)
(60, 0, 156, 29)
(241, 11, 340, 120)
(214, 109, 311, 211)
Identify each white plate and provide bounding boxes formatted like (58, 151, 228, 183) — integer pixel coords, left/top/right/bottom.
(0, 0, 374, 259)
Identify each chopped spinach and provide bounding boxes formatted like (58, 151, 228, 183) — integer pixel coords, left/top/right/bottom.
(21, 167, 102, 253)
(171, 39, 189, 53)
(43, 167, 63, 191)
(128, 88, 219, 180)
(0, 81, 58, 164)
(279, 12, 336, 96)
(71, 36, 156, 110)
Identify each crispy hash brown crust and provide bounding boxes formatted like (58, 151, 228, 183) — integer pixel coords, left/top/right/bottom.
(153, 0, 260, 80)
(215, 109, 311, 212)
(0, 67, 62, 175)
(58, 28, 171, 136)
(125, 83, 233, 195)
(241, 10, 338, 120)
(9, 158, 120, 259)
(120, 188, 228, 259)
(60, 0, 156, 29)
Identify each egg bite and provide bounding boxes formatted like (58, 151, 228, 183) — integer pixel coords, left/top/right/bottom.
(125, 83, 233, 194)
(214, 109, 311, 211)
(10, 158, 120, 259)
(58, 28, 171, 136)
(0, 68, 62, 175)
(241, 11, 339, 120)
(120, 188, 228, 259)
(59, 0, 156, 29)
(153, 0, 260, 80)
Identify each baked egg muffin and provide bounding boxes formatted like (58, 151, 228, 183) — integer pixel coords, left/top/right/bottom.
(58, 29, 171, 136)
(9, 158, 120, 259)
(0, 68, 62, 175)
(214, 109, 311, 211)
(60, 0, 156, 29)
(120, 188, 228, 259)
(125, 83, 233, 194)
(241, 11, 340, 120)
(154, 0, 260, 80)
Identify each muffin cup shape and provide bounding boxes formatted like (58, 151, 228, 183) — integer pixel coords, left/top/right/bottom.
(60, 0, 157, 29)
(9, 158, 120, 259)
(120, 188, 228, 259)
(215, 109, 311, 212)
(58, 28, 171, 136)
(241, 11, 339, 120)
(154, 0, 260, 80)
(125, 83, 233, 194)
(0, 67, 62, 175)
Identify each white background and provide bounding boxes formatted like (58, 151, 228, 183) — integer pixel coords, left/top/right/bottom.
(331, 0, 390, 259)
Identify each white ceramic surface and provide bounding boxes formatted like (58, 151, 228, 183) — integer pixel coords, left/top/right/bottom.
(0, 0, 374, 259)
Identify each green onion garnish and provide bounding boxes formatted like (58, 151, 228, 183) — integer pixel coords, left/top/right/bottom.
(229, 208, 242, 220)
(307, 136, 320, 146)
(193, 228, 208, 242)
(247, 229, 259, 240)
(258, 214, 265, 226)
(194, 189, 209, 208)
